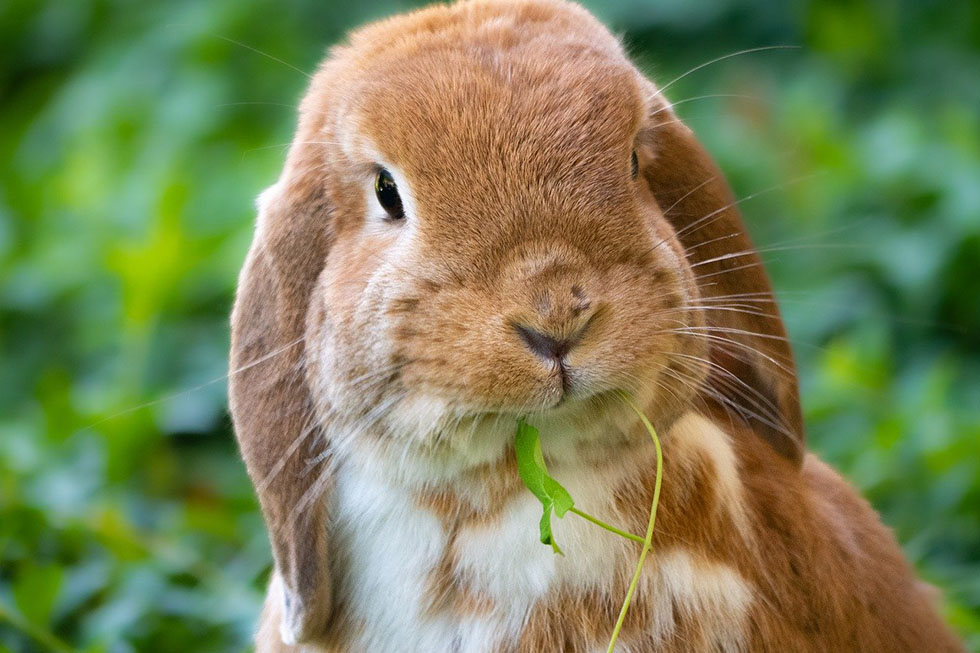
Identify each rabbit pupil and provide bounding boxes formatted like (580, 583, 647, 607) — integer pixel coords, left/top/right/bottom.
(631, 150, 639, 179)
(375, 168, 405, 220)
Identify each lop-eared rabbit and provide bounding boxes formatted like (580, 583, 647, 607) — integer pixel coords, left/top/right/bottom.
(229, 1, 964, 650)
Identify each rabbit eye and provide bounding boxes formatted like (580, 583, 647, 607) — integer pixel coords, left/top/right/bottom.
(375, 168, 405, 220)
(631, 150, 639, 180)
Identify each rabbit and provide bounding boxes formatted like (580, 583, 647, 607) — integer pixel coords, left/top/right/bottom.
(228, 1, 965, 651)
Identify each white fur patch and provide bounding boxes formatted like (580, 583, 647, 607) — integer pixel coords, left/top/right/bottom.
(330, 459, 455, 651)
(253, 182, 283, 244)
(322, 410, 753, 651)
(646, 548, 753, 651)
(669, 412, 751, 534)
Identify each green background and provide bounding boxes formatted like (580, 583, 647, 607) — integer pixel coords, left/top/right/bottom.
(1, 0, 978, 650)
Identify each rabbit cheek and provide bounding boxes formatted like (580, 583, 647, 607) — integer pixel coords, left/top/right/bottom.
(305, 239, 406, 422)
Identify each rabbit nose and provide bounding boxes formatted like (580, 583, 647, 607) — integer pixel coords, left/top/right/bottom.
(514, 324, 576, 362)
(512, 282, 596, 362)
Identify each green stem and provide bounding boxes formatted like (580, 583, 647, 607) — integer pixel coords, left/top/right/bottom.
(0, 600, 73, 653)
(606, 393, 664, 653)
(568, 507, 645, 544)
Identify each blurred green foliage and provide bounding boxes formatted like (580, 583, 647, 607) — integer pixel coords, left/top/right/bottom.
(1, 0, 978, 650)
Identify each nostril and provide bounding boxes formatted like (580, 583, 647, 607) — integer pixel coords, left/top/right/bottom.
(570, 285, 591, 315)
(514, 324, 571, 362)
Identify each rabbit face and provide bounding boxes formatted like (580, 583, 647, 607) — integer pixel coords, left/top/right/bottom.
(299, 23, 709, 471)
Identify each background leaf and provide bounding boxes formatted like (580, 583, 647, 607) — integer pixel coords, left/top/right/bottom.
(12, 564, 62, 627)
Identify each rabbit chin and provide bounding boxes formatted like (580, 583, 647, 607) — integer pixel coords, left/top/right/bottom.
(325, 376, 670, 489)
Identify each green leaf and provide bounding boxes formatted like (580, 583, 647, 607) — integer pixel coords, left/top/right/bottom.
(544, 476, 574, 517)
(515, 419, 575, 555)
(12, 563, 63, 627)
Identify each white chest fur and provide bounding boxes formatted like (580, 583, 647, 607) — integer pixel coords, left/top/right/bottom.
(328, 451, 637, 652)
(331, 459, 540, 652)
(325, 413, 754, 652)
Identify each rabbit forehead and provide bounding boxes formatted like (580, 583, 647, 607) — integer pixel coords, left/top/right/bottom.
(329, 0, 646, 177)
(354, 46, 641, 162)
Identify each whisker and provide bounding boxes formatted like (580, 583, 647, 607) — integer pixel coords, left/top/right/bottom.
(664, 304, 776, 320)
(652, 45, 800, 98)
(256, 418, 321, 493)
(648, 94, 767, 121)
(692, 259, 769, 281)
(682, 231, 741, 255)
(688, 242, 864, 270)
(643, 173, 820, 259)
(75, 336, 307, 433)
(216, 101, 298, 110)
(670, 352, 783, 417)
(694, 373, 790, 439)
(661, 358, 791, 439)
(343, 359, 413, 390)
(242, 140, 346, 157)
(284, 461, 333, 534)
(669, 325, 793, 344)
(213, 34, 313, 79)
(661, 176, 719, 217)
(661, 327, 797, 376)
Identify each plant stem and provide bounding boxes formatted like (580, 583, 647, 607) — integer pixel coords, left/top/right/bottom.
(568, 507, 645, 544)
(606, 394, 664, 653)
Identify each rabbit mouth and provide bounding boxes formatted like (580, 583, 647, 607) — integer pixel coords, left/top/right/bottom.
(543, 364, 606, 410)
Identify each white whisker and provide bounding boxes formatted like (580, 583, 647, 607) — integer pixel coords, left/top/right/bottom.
(652, 45, 800, 98)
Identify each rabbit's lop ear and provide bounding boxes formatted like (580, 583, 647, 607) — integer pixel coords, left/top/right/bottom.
(229, 89, 335, 644)
(639, 87, 805, 466)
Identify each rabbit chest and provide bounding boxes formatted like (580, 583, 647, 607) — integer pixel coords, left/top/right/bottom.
(325, 414, 754, 652)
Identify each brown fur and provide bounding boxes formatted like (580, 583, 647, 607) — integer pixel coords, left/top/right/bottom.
(513, 411, 963, 652)
(229, 0, 963, 650)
